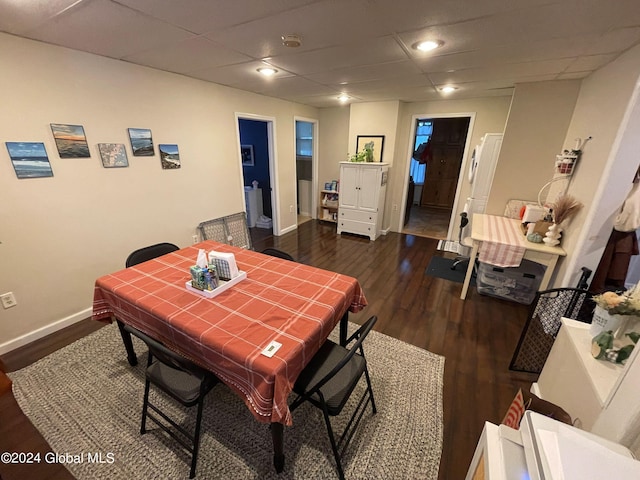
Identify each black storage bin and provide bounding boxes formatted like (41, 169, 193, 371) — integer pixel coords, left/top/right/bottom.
(476, 259, 546, 304)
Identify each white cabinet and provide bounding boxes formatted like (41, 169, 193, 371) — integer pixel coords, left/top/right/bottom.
(337, 162, 389, 241)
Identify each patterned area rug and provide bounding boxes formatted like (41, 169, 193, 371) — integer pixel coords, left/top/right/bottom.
(9, 323, 444, 480)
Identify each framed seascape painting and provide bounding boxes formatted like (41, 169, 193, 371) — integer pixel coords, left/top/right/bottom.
(128, 128, 155, 156)
(98, 143, 129, 168)
(50, 123, 90, 158)
(241, 144, 254, 166)
(356, 135, 385, 162)
(6, 142, 53, 179)
(158, 144, 181, 169)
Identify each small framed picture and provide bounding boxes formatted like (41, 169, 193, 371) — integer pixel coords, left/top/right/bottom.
(98, 143, 128, 168)
(241, 144, 254, 166)
(128, 128, 155, 156)
(50, 123, 90, 158)
(159, 144, 181, 169)
(6, 142, 54, 179)
(356, 135, 385, 162)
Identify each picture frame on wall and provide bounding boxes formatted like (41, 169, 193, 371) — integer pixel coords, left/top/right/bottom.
(50, 123, 90, 158)
(98, 143, 128, 168)
(128, 128, 155, 156)
(241, 144, 254, 166)
(6, 142, 54, 179)
(158, 144, 181, 169)
(356, 135, 385, 162)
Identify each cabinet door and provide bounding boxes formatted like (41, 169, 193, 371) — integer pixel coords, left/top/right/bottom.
(358, 166, 380, 212)
(339, 164, 359, 209)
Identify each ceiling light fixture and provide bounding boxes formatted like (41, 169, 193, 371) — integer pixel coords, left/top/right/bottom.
(257, 67, 278, 76)
(337, 94, 350, 102)
(412, 40, 444, 52)
(439, 85, 458, 93)
(281, 34, 302, 48)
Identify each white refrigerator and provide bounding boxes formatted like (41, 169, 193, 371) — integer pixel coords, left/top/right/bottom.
(464, 133, 503, 223)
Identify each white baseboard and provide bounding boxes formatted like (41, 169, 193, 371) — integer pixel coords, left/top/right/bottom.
(279, 224, 297, 235)
(0, 307, 92, 355)
(381, 228, 389, 236)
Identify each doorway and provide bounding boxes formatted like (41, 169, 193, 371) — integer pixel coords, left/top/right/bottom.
(295, 118, 316, 226)
(237, 116, 277, 234)
(402, 116, 471, 239)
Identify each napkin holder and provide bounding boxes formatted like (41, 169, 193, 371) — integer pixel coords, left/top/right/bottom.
(207, 251, 240, 281)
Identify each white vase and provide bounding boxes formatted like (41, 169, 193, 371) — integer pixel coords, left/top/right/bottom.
(590, 305, 624, 337)
(543, 223, 562, 246)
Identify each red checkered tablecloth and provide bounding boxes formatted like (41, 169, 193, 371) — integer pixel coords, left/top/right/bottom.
(92, 241, 367, 426)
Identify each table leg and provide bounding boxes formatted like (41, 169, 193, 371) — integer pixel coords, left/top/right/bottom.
(116, 320, 138, 366)
(271, 422, 284, 473)
(538, 255, 559, 291)
(460, 242, 480, 300)
(340, 310, 349, 346)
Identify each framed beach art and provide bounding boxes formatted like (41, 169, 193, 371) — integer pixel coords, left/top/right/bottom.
(50, 123, 90, 158)
(158, 144, 181, 169)
(128, 128, 155, 156)
(6, 142, 54, 179)
(98, 143, 129, 168)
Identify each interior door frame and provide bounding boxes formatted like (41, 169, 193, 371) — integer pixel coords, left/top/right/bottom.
(398, 112, 476, 239)
(235, 112, 280, 235)
(293, 116, 318, 222)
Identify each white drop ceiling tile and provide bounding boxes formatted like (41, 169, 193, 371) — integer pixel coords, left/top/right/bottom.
(304, 60, 423, 85)
(25, 0, 194, 59)
(428, 59, 573, 85)
(257, 76, 339, 98)
(0, 0, 79, 34)
(204, 0, 383, 59)
(336, 74, 432, 95)
(189, 61, 295, 91)
(557, 71, 592, 80)
(566, 54, 618, 73)
(585, 27, 640, 55)
(267, 36, 407, 76)
(116, 0, 319, 34)
(123, 37, 253, 74)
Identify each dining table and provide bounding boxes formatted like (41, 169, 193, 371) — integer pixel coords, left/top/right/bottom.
(92, 240, 368, 472)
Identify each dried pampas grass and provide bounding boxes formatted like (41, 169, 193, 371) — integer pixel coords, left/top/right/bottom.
(551, 193, 583, 225)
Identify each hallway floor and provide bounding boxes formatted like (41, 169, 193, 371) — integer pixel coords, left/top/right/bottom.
(402, 205, 451, 240)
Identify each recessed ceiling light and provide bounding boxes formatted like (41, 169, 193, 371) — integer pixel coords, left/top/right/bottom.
(281, 34, 302, 48)
(337, 94, 350, 102)
(412, 40, 444, 52)
(257, 67, 278, 76)
(439, 85, 458, 93)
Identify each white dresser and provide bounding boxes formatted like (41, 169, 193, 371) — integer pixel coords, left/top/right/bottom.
(337, 162, 389, 241)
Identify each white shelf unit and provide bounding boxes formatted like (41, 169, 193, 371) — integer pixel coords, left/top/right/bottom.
(319, 189, 339, 222)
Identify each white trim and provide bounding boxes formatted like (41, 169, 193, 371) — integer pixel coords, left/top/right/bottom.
(235, 113, 280, 235)
(294, 116, 319, 221)
(279, 223, 298, 235)
(0, 307, 92, 355)
(398, 112, 476, 239)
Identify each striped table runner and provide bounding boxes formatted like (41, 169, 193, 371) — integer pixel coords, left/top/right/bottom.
(478, 215, 526, 267)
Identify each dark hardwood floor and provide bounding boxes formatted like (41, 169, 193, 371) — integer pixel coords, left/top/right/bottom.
(1, 220, 536, 480)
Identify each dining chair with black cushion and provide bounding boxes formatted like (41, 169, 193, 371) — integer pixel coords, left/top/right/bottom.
(289, 315, 378, 480)
(124, 325, 218, 479)
(261, 248, 295, 262)
(117, 242, 180, 366)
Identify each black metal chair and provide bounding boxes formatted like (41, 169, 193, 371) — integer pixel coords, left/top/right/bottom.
(289, 316, 378, 480)
(117, 243, 180, 366)
(124, 325, 218, 479)
(451, 211, 474, 271)
(125, 242, 180, 268)
(510, 287, 594, 373)
(261, 248, 295, 261)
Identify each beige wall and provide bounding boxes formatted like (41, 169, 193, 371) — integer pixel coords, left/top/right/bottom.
(388, 97, 512, 232)
(486, 81, 581, 215)
(317, 106, 351, 198)
(555, 44, 640, 286)
(0, 33, 317, 350)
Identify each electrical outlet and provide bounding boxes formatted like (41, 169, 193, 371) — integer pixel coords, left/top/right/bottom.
(393, 204, 398, 211)
(1, 292, 17, 309)
(192, 234, 198, 244)
(290, 205, 294, 213)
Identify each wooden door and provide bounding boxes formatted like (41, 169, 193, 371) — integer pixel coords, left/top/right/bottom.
(421, 117, 469, 208)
